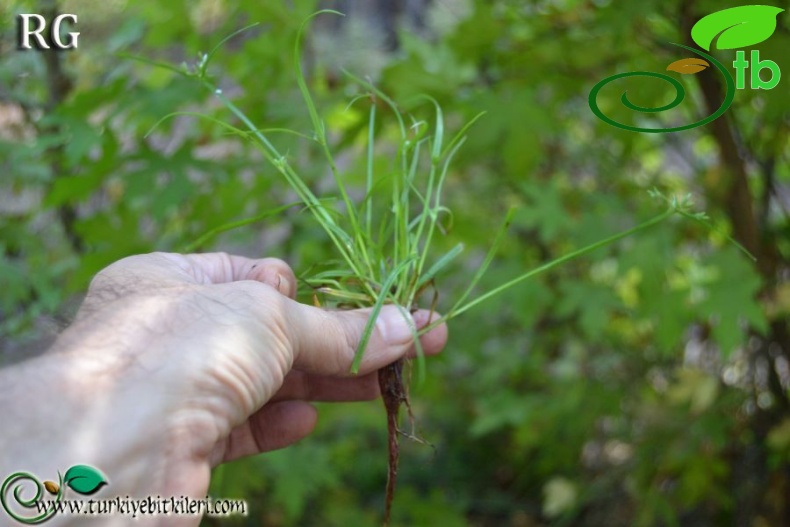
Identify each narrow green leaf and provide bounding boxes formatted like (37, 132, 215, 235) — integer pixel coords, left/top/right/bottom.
(293, 10, 373, 278)
(182, 201, 306, 252)
(350, 257, 416, 374)
(202, 23, 260, 75)
(449, 207, 515, 314)
(448, 209, 674, 321)
(145, 111, 246, 140)
(117, 52, 187, 76)
(315, 288, 374, 303)
(416, 243, 464, 290)
(343, 71, 407, 139)
(416, 95, 444, 162)
(365, 102, 376, 240)
(394, 302, 426, 384)
(440, 111, 486, 161)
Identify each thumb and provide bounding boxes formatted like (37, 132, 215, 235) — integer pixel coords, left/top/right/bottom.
(283, 303, 446, 376)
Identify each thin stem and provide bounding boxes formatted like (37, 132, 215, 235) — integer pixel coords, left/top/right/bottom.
(209, 83, 378, 298)
(366, 102, 376, 241)
(420, 208, 675, 334)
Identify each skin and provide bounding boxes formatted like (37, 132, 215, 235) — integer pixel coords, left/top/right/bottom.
(0, 252, 447, 526)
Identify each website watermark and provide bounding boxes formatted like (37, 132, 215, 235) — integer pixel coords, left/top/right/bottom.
(32, 495, 246, 519)
(588, 5, 785, 133)
(1, 465, 247, 524)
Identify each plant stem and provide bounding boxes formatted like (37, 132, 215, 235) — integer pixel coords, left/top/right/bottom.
(423, 208, 675, 332)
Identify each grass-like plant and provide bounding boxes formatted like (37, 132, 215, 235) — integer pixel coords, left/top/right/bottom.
(137, 11, 748, 525)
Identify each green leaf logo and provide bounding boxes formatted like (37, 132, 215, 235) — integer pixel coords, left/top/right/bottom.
(63, 465, 108, 495)
(691, 5, 785, 51)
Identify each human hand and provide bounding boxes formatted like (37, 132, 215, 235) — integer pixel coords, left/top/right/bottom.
(1, 252, 446, 525)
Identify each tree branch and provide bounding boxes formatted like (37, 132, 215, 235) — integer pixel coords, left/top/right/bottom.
(40, 1, 82, 253)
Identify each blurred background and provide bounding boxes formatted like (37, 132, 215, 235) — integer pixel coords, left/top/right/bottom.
(1, 0, 789, 525)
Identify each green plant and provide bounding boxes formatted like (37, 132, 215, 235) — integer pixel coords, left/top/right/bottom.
(138, 11, 746, 525)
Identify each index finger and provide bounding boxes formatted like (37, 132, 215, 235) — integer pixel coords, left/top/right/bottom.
(178, 253, 296, 297)
(81, 252, 297, 319)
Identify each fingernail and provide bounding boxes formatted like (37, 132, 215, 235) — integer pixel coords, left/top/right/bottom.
(376, 306, 415, 346)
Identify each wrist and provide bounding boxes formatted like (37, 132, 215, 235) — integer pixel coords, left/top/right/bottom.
(1, 350, 166, 491)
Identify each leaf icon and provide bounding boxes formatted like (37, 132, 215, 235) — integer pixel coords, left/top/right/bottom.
(63, 465, 108, 495)
(43, 480, 60, 494)
(667, 58, 710, 74)
(691, 5, 785, 51)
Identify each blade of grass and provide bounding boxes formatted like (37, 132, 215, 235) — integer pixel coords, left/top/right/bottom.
(415, 243, 464, 290)
(118, 52, 187, 76)
(351, 257, 417, 374)
(343, 76, 413, 286)
(293, 10, 374, 278)
(344, 71, 407, 139)
(128, 28, 374, 296)
(418, 96, 444, 163)
(239, 128, 317, 142)
(315, 288, 375, 303)
(394, 302, 426, 383)
(434, 136, 465, 205)
(201, 22, 260, 76)
(146, 111, 246, 140)
(448, 207, 516, 315)
(208, 86, 375, 295)
(440, 111, 486, 160)
(182, 200, 305, 252)
(366, 101, 377, 241)
(411, 137, 466, 296)
(445, 208, 675, 323)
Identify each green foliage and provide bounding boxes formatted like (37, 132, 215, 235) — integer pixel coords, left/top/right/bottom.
(3, 1, 789, 526)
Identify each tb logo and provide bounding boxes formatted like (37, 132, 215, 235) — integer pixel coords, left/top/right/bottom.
(733, 50, 780, 90)
(16, 14, 80, 50)
(589, 5, 785, 133)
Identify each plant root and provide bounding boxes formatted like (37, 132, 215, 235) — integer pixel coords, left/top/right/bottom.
(378, 357, 409, 526)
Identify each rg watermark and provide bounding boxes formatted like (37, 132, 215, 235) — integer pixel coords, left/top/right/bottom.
(16, 13, 80, 50)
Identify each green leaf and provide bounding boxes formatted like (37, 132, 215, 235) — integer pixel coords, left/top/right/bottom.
(697, 247, 767, 356)
(63, 465, 108, 495)
(44, 172, 106, 207)
(349, 257, 416, 374)
(415, 242, 463, 290)
(264, 444, 338, 521)
(514, 180, 572, 244)
(691, 5, 785, 51)
(556, 280, 621, 340)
